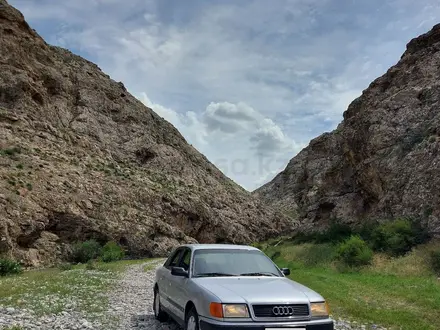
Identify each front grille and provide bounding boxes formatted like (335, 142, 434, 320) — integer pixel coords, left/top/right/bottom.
(252, 304, 309, 318)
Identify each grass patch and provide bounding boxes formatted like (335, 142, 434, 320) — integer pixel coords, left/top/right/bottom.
(0, 258, 158, 321)
(265, 241, 440, 330)
(0, 267, 111, 317)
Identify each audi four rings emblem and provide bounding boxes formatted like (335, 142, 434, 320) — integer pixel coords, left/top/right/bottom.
(272, 306, 294, 316)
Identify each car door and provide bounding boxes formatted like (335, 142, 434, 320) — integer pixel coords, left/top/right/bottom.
(167, 247, 192, 322)
(160, 248, 183, 312)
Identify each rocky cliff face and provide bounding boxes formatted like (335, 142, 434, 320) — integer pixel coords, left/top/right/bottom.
(255, 24, 440, 236)
(0, 0, 292, 266)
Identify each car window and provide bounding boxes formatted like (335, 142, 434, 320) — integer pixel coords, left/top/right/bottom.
(179, 249, 191, 271)
(165, 248, 182, 268)
(192, 249, 282, 277)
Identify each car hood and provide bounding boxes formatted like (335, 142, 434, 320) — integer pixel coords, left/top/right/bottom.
(192, 277, 324, 304)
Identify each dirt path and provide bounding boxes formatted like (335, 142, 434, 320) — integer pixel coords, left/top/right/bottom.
(108, 260, 179, 330)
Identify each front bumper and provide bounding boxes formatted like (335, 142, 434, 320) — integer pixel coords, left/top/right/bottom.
(199, 317, 334, 330)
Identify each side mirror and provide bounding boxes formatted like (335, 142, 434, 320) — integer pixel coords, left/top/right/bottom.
(281, 268, 290, 276)
(171, 266, 188, 277)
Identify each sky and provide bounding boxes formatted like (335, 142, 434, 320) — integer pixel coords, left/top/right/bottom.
(9, 0, 440, 190)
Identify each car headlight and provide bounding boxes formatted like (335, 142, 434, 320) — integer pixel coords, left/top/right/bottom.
(310, 302, 330, 317)
(210, 303, 249, 318)
(223, 304, 249, 318)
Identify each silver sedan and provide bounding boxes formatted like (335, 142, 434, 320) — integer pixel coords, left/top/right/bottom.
(153, 244, 334, 330)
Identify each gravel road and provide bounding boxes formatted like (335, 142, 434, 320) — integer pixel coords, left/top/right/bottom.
(0, 260, 385, 330)
(108, 260, 178, 330)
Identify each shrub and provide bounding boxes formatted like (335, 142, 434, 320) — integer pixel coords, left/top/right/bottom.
(291, 231, 317, 244)
(336, 236, 373, 268)
(250, 242, 262, 249)
(297, 244, 336, 267)
(315, 222, 353, 243)
(58, 263, 73, 271)
(86, 259, 97, 270)
(269, 251, 281, 261)
(370, 218, 428, 256)
(0, 258, 23, 276)
(71, 239, 102, 263)
(100, 241, 125, 263)
(291, 220, 353, 244)
(1, 147, 21, 156)
(357, 222, 377, 242)
(431, 250, 440, 275)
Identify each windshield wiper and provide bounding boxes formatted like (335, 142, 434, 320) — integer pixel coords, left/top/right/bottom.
(196, 272, 236, 277)
(239, 272, 278, 277)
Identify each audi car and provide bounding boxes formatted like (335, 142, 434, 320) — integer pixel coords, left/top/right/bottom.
(153, 244, 334, 330)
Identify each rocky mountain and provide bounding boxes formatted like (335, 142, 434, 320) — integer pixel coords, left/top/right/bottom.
(255, 24, 440, 237)
(0, 0, 292, 266)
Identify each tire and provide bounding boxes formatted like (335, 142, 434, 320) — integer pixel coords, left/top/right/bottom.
(153, 289, 168, 322)
(185, 307, 200, 330)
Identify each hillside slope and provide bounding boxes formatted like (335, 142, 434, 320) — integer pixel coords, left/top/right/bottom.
(0, 0, 292, 266)
(255, 24, 440, 236)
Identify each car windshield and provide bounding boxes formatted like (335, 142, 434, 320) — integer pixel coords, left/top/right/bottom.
(192, 249, 282, 277)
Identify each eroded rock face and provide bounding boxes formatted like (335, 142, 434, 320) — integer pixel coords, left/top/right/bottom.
(255, 24, 440, 236)
(0, 0, 292, 266)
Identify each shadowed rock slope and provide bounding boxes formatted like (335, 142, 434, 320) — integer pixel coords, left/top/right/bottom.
(255, 24, 440, 236)
(0, 0, 292, 266)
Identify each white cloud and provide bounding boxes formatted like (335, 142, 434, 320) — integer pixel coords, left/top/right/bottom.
(139, 95, 300, 189)
(139, 92, 207, 146)
(203, 102, 297, 157)
(251, 118, 296, 157)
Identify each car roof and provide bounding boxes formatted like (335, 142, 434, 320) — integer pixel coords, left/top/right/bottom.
(179, 244, 260, 251)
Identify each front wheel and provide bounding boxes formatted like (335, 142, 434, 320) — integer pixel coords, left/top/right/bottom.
(153, 289, 168, 322)
(185, 308, 200, 330)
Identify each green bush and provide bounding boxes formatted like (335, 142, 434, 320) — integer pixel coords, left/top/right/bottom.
(100, 241, 125, 263)
(86, 259, 97, 270)
(291, 221, 353, 244)
(1, 147, 21, 156)
(250, 242, 262, 249)
(431, 250, 440, 275)
(0, 258, 23, 276)
(336, 236, 373, 268)
(269, 251, 281, 261)
(297, 244, 336, 267)
(71, 239, 102, 263)
(356, 222, 377, 242)
(370, 219, 428, 256)
(58, 263, 73, 271)
(291, 231, 317, 244)
(315, 222, 353, 243)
